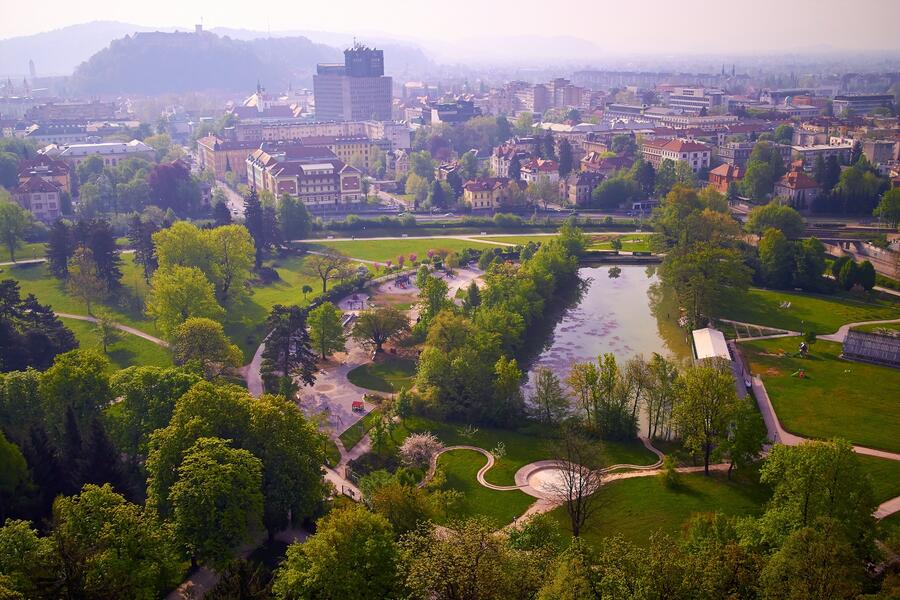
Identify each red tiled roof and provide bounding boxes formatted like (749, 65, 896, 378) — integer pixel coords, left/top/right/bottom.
(14, 175, 61, 194)
(777, 170, 819, 190)
(709, 164, 742, 178)
(464, 177, 510, 192)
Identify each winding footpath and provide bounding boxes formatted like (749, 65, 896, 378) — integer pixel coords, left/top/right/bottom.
(55, 312, 169, 347)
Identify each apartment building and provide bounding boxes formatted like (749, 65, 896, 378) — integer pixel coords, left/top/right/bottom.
(640, 139, 711, 173)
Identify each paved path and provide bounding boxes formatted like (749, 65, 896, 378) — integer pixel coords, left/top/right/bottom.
(244, 339, 266, 398)
(55, 312, 169, 347)
(289, 231, 639, 244)
(819, 318, 900, 342)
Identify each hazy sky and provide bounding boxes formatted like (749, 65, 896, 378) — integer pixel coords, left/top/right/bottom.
(4, 0, 900, 53)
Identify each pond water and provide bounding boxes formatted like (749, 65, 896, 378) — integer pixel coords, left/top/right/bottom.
(526, 265, 691, 384)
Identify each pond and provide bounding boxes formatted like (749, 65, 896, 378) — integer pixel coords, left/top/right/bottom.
(526, 265, 691, 385)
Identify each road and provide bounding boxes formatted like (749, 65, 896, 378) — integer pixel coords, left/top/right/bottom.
(215, 182, 246, 220)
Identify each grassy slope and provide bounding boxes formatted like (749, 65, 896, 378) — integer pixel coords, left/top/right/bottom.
(720, 288, 899, 334)
(61, 317, 171, 370)
(856, 454, 900, 504)
(742, 338, 900, 453)
(549, 472, 770, 546)
(403, 417, 657, 486)
(437, 449, 535, 525)
(346, 357, 416, 393)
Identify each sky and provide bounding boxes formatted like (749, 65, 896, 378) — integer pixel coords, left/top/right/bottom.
(3, 0, 900, 54)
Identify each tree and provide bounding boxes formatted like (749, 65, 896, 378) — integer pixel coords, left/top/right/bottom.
(170, 437, 263, 568)
(723, 401, 767, 479)
(746, 202, 805, 238)
(39, 349, 112, 435)
(0, 281, 78, 372)
(46, 219, 74, 279)
(591, 175, 642, 209)
(530, 366, 568, 424)
(759, 521, 862, 600)
(76, 155, 104, 185)
(792, 237, 827, 292)
(272, 505, 398, 600)
(558, 138, 574, 177)
(673, 363, 740, 475)
(301, 284, 312, 299)
(148, 160, 198, 215)
(153, 222, 254, 306)
(551, 427, 603, 537)
(741, 141, 786, 201)
(66, 247, 106, 316)
(74, 219, 123, 290)
(261, 305, 317, 396)
(243, 187, 266, 268)
(774, 124, 794, 144)
(0, 202, 32, 263)
(49, 484, 182, 599)
(837, 259, 861, 291)
(351, 307, 409, 353)
(526, 178, 559, 210)
(758, 228, 796, 288)
(874, 188, 900, 228)
(127, 215, 158, 282)
(492, 355, 524, 425)
(278, 195, 313, 240)
(857, 260, 876, 290)
(93, 310, 120, 354)
(0, 432, 30, 521)
(302, 251, 352, 294)
(401, 517, 542, 600)
(146, 266, 224, 337)
(108, 366, 201, 458)
(306, 301, 346, 360)
(462, 280, 481, 313)
(399, 432, 444, 468)
(633, 159, 656, 197)
(171, 317, 242, 378)
(508, 153, 522, 181)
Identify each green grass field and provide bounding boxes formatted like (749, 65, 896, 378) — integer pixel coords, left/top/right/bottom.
(4, 256, 157, 333)
(61, 317, 171, 371)
(312, 238, 491, 263)
(880, 511, 900, 547)
(0, 242, 49, 263)
(339, 408, 383, 451)
(402, 417, 657, 486)
(720, 288, 899, 334)
(346, 357, 416, 393)
(742, 338, 900, 453)
(549, 472, 770, 546)
(478, 234, 560, 245)
(437, 449, 535, 525)
(853, 322, 900, 335)
(856, 454, 900, 504)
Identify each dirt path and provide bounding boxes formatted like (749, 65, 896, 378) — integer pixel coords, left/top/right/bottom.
(55, 312, 168, 347)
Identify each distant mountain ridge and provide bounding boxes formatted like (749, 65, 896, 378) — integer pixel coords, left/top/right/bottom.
(70, 30, 341, 94)
(0, 21, 434, 87)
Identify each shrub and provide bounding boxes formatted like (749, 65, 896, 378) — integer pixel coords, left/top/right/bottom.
(660, 455, 681, 489)
(399, 432, 444, 468)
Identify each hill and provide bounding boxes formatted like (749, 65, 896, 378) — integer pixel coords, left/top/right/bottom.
(0, 21, 163, 78)
(70, 31, 341, 94)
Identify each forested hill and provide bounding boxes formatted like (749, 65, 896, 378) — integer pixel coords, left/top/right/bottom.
(70, 30, 342, 94)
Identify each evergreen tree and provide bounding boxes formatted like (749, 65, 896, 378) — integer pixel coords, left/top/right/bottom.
(21, 423, 66, 519)
(82, 417, 126, 492)
(127, 215, 158, 282)
(558, 138, 574, 177)
(75, 219, 123, 290)
(260, 305, 317, 397)
(508, 154, 522, 181)
(263, 205, 281, 251)
(428, 180, 446, 209)
(212, 201, 232, 227)
(46, 219, 74, 279)
(244, 188, 265, 269)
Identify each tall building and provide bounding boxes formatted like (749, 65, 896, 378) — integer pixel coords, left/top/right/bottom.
(313, 45, 392, 121)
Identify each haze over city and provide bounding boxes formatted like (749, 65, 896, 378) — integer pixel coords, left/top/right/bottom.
(0, 1, 899, 598)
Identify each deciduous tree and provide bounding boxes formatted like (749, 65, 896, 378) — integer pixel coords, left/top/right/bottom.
(351, 306, 409, 353)
(306, 301, 346, 360)
(171, 317, 242, 378)
(146, 265, 225, 337)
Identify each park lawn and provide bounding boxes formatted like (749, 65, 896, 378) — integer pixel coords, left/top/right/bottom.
(339, 408, 383, 451)
(1, 242, 49, 263)
(4, 256, 158, 334)
(437, 449, 535, 526)
(853, 322, 900, 335)
(550, 472, 770, 547)
(589, 235, 654, 253)
(880, 512, 900, 547)
(61, 317, 172, 371)
(346, 356, 416, 393)
(856, 455, 900, 505)
(719, 288, 899, 334)
(324, 438, 342, 467)
(311, 238, 490, 263)
(478, 234, 560, 245)
(742, 338, 900, 453)
(403, 416, 657, 486)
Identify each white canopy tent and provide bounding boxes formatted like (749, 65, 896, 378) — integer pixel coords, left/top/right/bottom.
(692, 327, 731, 362)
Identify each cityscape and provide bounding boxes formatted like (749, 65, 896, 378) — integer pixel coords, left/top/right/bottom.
(0, 1, 899, 598)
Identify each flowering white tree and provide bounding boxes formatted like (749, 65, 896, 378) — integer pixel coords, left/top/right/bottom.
(399, 432, 444, 467)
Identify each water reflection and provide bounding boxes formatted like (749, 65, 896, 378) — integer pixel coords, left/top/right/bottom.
(526, 265, 690, 386)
